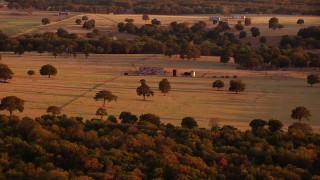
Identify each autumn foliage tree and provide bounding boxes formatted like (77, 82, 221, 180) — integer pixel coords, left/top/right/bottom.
(47, 106, 61, 117)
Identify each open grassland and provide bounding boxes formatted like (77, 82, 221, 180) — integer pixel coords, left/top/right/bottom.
(0, 9, 77, 36)
(1, 53, 320, 132)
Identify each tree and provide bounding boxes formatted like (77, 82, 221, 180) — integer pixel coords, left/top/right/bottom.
(181, 117, 198, 129)
(297, 19, 304, 25)
(96, 108, 107, 120)
(158, 78, 171, 96)
(244, 18, 251, 26)
(220, 55, 230, 64)
(212, 80, 224, 91)
(267, 119, 283, 132)
(142, 14, 149, 21)
(0, 63, 14, 81)
(260, 36, 267, 44)
(239, 31, 246, 39)
(41, 18, 50, 25)
(249, 119, 267, 131)
(94, 90, 118, 107)
(119, 111, 138, 124)
(291, 106, 311, 123)
(250, 27, 260, 37)
(40, 64, 57, 78)
(137, 79, 154, 101)
(75, 19, 82, 25)
(151, 19, 161, 25)
(229, 79, 246, 94)
(269, 17, 279, 29)
(139, 113, 161, 126)
(307, 74, 319, 87)
(234, 24, 244, 31)
(118, 22, 125, 32)
(82, 16, 88, 21)
(27, 70, 35, 78)
(0, 96, 24, 116)
(47, 106, 61, 116)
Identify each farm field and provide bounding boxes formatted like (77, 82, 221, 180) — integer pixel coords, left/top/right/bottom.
(1, 53, 319, 132)
(1, 7, 319, 45)
(0, 9, 76, 36)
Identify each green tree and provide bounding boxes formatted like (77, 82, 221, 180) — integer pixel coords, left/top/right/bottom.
(47, 106, 61, 116)
(27, 70, 35, 78)
(229, 79, 246, 94)
(181, 117, 198, 129)
(291, 106, 311, 123)
(119, 111, 138, 124)
(94, 90, 118, 107)
(137, 79, 154, 101)
(139, 113, 161, 126)
(249, 119, 267, 131)
(0, 96, 24, 116)
(269, 17, 279, 29)
(234, 24, 244, 31)
(75, 19, 82, 25)
(297, 19, 304, 25)
(244, 18, 251, 26)
(212, 80, 224, 91)
(220, 55, 230, 64)
(41, 18, 50, 25)
(40, 64, 57, 78)
(96, 107, 108, 120)
(0, 63, 14, 81)
(239, 31, 247, 39)
(82, 16, 88, 21)
(250, 27, 260, 37)
(307, 74, 319, 87)
(142, 14, 149, 21)
(159, 78, 171, 96)
(267, 119, 283, 132)
(260, 36, 267, 44)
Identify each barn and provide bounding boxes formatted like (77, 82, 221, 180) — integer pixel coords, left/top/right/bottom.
(139, 67, 165, 75)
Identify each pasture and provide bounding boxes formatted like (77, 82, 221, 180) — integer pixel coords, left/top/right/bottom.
(1, 53, 319, 132)
(1, 11, 318, 45)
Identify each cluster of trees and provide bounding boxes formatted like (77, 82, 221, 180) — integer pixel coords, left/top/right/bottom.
(5, 0, 319, 15)
(212, 79, 246, 94)
(0, 104, 319, 179)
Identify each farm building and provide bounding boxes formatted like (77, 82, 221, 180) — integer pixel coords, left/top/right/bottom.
(139, 67, 165, 75)
(58, 12, 69, 16)
(209, 16, 220, 21)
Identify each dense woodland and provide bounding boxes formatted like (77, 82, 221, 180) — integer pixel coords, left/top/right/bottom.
(2, 0, 320, 15)
(0, 113, 319, 179)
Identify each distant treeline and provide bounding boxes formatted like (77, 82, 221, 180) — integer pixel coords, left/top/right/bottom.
(0, 22, 319, 69)
(3, 0, 320, 15)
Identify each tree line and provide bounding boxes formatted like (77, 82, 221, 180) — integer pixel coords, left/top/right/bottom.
(3, 0, 320, 15)
(0, 21, 319, 69)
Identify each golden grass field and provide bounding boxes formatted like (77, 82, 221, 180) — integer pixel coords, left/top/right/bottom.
(1, 53, 319, 132)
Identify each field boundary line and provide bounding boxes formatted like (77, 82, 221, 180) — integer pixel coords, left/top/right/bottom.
(60, 73, 122, 110)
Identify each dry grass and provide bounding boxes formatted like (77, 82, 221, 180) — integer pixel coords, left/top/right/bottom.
(1, 53, 319, 132)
